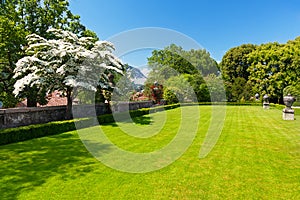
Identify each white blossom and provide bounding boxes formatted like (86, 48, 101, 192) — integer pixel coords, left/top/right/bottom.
(13, 28, 124, 99)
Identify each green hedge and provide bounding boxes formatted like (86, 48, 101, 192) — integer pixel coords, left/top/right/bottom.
(1, 103, 290, 145)
(270, 103, 285, 110)
(0, 105, 183, 145)
(0, 120, 77, 145)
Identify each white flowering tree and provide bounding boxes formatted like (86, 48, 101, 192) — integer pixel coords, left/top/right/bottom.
(13, 28, 123, 119)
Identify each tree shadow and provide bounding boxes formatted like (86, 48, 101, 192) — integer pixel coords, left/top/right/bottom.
(99, 115, 152, 126)
(0, 132, 112, 200)
(116, 116, 152, 125)
(131, 116, 152, 125)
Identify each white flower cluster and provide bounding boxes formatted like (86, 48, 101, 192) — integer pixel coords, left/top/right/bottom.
(13, 28, 124, 97)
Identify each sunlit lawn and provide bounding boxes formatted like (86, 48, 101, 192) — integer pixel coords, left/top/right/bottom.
(0, 106, 299, 199)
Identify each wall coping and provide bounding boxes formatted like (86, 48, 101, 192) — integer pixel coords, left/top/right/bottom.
(0, 101, 153, 114)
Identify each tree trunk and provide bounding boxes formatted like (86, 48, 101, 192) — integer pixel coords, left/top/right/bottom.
(27, 96, 37, 107)
(65, 87, 73, 120)
(27, 90, 38, 107)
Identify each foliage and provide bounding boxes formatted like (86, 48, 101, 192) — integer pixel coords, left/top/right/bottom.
(0, 119, 77, 145)
(113, 74, 136, 102)
(247, 41, 300, 103)
(163, 75, 196, 102)
(13, 29, 123, 119)
(183, 48, 219, 75)
(148, 44, 197, 76)
(0, 10, 26, 107)
(220, 44, 257, 82)
(184, 73, 210, 102)
(148, 44, 218, 77)
(221, 37, 300, 103)
(151, 82, 164, 104)
(146, 44, 219, 103)
(204, 74, 226, 102)
(0, 104, 183, 145)
(163, 89, 178, 104)
(219, 44, 256, 101)
(230, 77, 252, 102)
(283, 85, 300, 97)
(0, 0, 97, 107)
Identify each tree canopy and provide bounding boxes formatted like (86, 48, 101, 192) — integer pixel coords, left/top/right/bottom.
(220, 37, 300, 103)
(13, 29, 123, 118)
(0, 0, 97, 107)
(146, 44, 221, 103)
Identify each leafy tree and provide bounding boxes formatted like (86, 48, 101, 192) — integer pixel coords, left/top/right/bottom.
(183, 73, 209, 102)
(148, 45, 198, 76)
(183, 48, 219, 75)
(13, 29, 123, 119)
(147, 44, 218, 102)
(0, 3, 26, 107)
(198, 83, 210, 102)
(230, 77, 252, 102)
(204, 74, 226, 102)
(247, 42, 294, 103)
(220, 44, 256, 81)
(164, 75, 196, 102)
(219, 44, 256, 101)
(283, 85, 300, 97)
(163, 88, 178, 104)
(223, 37, 300, 103)
(0, 0, 97, 107)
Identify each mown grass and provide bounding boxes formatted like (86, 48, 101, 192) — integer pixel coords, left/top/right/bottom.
(0, 106, 299, 199)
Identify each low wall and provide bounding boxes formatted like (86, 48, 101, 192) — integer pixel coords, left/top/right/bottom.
(0, 101, 153, 129)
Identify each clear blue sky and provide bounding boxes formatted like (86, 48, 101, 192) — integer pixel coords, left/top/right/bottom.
(69, 0, 300, 65)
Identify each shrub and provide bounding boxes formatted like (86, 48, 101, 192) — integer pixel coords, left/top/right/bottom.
(0, 120, 77, 145)
(163, 88, 179, 105)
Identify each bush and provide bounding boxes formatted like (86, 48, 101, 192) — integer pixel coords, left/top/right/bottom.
(163, 88, 179, 105)
(0, 120, 77, 145)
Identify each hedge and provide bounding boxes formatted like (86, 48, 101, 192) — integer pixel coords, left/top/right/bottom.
(0, 103, 291, 145)
(0, 104, 182, 145)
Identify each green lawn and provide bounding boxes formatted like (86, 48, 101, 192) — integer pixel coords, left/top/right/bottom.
(0, 106, 299, 199)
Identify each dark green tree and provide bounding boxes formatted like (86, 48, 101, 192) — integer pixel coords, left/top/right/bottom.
(219, 44, 256, 101)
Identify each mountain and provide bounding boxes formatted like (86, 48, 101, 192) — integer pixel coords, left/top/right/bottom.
(126, 65, 147, 85)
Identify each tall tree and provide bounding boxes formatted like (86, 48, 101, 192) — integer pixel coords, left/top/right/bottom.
(183, 48, 219, 76)
(148, 44, 198, 76)
(247, 41, 300, 103)
(0, 1, 26, 107)
(13, 29, 123, 119)
(219, 44, 256, 101)
(0, 0, 97, 107)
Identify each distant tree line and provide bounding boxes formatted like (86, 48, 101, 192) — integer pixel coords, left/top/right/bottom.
(220, 37, 300, 103)
(146, 37, 300, 104)
(145, 44, 224, 104)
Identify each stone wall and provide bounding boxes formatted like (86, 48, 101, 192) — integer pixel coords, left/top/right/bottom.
(0, 101, 153, 129)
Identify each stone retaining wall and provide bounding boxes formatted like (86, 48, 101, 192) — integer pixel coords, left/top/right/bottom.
(0, 101, 153, 129)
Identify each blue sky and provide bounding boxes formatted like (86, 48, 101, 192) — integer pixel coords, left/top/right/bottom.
(69, 0, 300, 67)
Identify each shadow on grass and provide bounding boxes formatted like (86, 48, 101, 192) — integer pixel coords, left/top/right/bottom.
(132, 116, 152, 125)
(100, 115, 152, 126)
(0, 132, 112, 200)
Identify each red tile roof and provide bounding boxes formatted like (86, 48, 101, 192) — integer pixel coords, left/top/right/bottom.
(17, 91, 67, 107)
